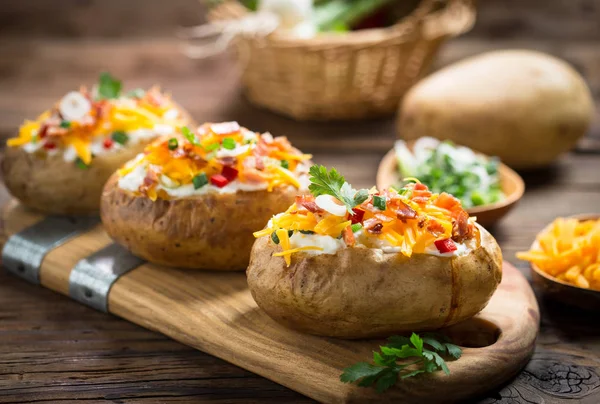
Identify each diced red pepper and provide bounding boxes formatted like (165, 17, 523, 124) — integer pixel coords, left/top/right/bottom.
(221, 165, 238, 182)
(434, 238, 457, 254)
(350, 208, 365, 224)
(38, 125, 49, 139)
(210, 174, 229, 188)
(43, 142, 56, 150)
(103, 138, 114, 149)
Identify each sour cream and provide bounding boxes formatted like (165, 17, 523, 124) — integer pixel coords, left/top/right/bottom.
(117, 162, 307, 197)
(286, 229, 473, 258)
(288, 232, 345, 255)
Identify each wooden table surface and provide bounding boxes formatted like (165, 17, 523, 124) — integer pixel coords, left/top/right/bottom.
(1, 1, 600, 402)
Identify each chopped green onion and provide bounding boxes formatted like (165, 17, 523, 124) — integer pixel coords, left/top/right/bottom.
(373, 195, 386, 211)
(111, 131, 128, 145)
(271, 231, 280, 244)
(471, 191, 485, 206)
(222, 137, 236, 150)
(205, 142, 220, 151)
(351, 223, 362, 233)
(181, 126, 200, 146)
(60, 120, 71, 129)
(299, 230, 315, 234)
(192, 173, 208, 189)
(31, 134, 38, 144)
(281, 160, 290, 170)
(168, 138, 178, 150)
(75, 157, 89, 170)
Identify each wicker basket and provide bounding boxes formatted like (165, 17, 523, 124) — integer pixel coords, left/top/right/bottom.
(208, 0, 475, 121)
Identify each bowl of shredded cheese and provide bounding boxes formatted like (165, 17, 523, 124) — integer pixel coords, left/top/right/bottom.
(517, 215, 600, 309)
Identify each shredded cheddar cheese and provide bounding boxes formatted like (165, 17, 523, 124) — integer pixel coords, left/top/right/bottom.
(256, 178, 478, 267)
(518, 217, 600, 290)
(7, 85, 185, 166)
(117, 122, 312, 199)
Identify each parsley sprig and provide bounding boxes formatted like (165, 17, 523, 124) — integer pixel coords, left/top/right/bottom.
(97, 72, 122, 100)
(340, 333, 462, 393)
(308, 165, 369, 214)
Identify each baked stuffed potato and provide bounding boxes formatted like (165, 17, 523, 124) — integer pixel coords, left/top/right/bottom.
(2, 73, 192, 215)
(247, 166, 502, 338)
(101, 122, 312, 271)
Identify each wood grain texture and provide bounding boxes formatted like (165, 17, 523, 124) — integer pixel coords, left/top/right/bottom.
(0, 200, 538, 403)
(1, 0, 600, 401)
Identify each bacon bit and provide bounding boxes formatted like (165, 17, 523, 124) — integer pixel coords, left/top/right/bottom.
(436, 192, 461, 212)
(295, 195, 321, 213)
(172, 148, 187, 159)
(43, 142, 56, 150)
(418, 217, 427, 228)
(412, 196, 430, 205)
(427, 220, 445, 237)
(342, 226, 355, 246)
(139, 165, 161, 194)
(350, 208, 365, 224)
(218, 156, 236, 166)
(210, 121, 240, 136)
(46, 127, 68, 137)
(255, 156, 265, 171)
(95, 101, 109, 120)
(390, 200, 417, 221)
(414, 183, 427, 191)
(364, 218, 384, 234)
(145, 87, 166, 107)
(452, 210, 472, 243)
(38, 124, 49, 139)
(103, 138, 114, 149)
(375, 213, 394, 223)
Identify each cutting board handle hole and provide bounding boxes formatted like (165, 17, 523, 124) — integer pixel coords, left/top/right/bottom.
(442, 318, 501, 348)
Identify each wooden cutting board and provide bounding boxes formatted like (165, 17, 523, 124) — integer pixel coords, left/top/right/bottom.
(1, 200, 539, 403)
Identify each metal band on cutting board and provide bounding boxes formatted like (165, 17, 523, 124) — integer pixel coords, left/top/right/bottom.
(69, 243, 145, 312)
(2, 216, 100, 284)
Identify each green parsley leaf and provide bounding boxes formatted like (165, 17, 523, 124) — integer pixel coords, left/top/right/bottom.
(168, 138, 178, 150)
(111, 131, 129, 145)
(308, 165, 368, 214)
(350, 223, 362, 233)
(222, 137, 236, 150)
(281, 160, 289, 170)
(75, 157, 89, 170)
(205, 142, 220, 152)
(97, 72, 122, 99)
(181, 126, 200, 146)
(340, 332, 461, 393)
(373, 195, 386, 211)
(60, 120, 71, 129)
(271, 231, 280, 244)
(126, 88, 145, 98)
(192, 173, 208, 189)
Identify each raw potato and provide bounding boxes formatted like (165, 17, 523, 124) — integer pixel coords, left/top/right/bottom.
(2, 145, 145, 215)
(101, 174, 302, 271)
(398, 50, 594, 169)
(247, 224, 502, 338)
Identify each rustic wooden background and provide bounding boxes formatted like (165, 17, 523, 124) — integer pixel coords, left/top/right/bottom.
(1, 0, 599, 403)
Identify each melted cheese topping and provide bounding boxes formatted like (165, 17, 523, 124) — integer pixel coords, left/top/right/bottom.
(7, 88, 185, 165)
(116, 122, 312, 200)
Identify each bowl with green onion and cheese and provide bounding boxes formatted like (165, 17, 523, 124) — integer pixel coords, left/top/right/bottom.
(377, 137, 524, 228)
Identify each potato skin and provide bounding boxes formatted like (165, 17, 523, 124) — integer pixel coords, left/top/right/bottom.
(398, 50, 594, 169)
(247, 224, 502, 339)
(2, 144, 146, 215)
(101, 174, 301, 271)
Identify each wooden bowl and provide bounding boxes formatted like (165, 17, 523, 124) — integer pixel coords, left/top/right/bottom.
(528, 214, 600, 310)
(376, 147, 525, 228)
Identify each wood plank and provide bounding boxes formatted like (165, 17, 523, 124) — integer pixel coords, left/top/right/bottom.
(1, 200, 539, 403)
